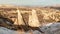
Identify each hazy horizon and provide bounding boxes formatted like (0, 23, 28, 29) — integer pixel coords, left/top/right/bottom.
(0, 0, 60, 6)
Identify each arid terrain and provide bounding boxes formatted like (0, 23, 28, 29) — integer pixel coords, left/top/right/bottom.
(0, 5, 60, 34)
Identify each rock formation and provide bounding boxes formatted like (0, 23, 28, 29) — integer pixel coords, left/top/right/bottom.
(14, 9, 25, 25)
(0, 5, 60, 29)
(28, 9, 40, 27)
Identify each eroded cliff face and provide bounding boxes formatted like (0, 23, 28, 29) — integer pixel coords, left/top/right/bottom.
(0, 5, 60, 34)
(0, 6, 60, 27)
(36, 8, 60, 25)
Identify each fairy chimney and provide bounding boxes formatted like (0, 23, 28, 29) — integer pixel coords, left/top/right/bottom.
(28, 9, 40, 27)
(14, 9, 25, 25)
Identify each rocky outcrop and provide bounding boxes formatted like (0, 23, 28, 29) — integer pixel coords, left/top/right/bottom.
(0, 5, 60, 34)
(0, 6, 60, 27)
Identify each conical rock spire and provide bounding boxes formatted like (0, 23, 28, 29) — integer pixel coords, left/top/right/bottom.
(14, 9, 25, 25)
(28, 9, 40, 27)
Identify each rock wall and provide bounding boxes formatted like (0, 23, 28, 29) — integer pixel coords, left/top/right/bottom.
(0, 7, 60, 27)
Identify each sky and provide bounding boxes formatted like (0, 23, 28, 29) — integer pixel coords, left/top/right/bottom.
(0, 0, 60, 6)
